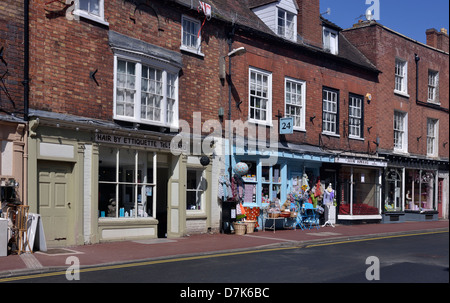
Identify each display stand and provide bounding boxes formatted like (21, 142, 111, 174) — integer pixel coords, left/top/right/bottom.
(322, 205, 336, 227)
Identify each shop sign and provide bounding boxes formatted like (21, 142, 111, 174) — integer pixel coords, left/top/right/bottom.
(95, 133, 186, 152)
(335, 157, 387, 168)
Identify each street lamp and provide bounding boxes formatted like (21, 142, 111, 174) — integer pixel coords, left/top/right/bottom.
(226, 46, 246, 182)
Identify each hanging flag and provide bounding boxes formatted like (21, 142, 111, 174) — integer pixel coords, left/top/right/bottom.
(197, 1, 212, 38)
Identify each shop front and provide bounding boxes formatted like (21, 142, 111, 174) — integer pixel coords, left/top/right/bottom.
(225, 142, 334, 230)
(381, 154, 441, 222)
(333, 155, 386, 222)
(27, 110, 214, 247)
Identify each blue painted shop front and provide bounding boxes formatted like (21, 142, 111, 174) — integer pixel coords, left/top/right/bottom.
(225, 143, 335, 230)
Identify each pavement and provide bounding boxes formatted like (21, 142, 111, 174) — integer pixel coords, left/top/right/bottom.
(0, 219, 448, 279)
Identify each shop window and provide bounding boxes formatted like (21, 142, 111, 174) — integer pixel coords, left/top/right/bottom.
(186, 168, 206, 211)
(339, 167, 380, 216)
(405, 170, 435, 211)
(98, 147, 156, 218)
(384, 169, 402, 211)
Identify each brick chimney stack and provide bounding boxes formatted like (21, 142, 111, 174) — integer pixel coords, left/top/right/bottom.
(296, 0, 322, 48)
(426, 28, 449, 52)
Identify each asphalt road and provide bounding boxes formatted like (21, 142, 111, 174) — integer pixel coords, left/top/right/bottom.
(4, 232, 448, 285)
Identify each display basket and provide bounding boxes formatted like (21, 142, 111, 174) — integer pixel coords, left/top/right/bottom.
(245, 220, 256, 233)
(233, 222, 246, 235)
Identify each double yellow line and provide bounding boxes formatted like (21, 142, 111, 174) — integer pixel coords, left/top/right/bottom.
(1, 230, 447, 282)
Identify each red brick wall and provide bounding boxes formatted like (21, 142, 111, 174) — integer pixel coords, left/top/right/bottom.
(344, 24, 449, 159)
(0, 0, 24, 116)
(28, 0, 227, 125)
(230, 33, 378, 154)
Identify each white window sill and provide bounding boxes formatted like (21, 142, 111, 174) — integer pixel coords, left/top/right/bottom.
(394, 90, 410, 98)
(349, 136, 364, 141)
(393, 149, 409, 155)
(248, 119, 274, 128)
(180, 45, 205, 57)
(73, 9, 109, 26)
(321, 132, 340, 138)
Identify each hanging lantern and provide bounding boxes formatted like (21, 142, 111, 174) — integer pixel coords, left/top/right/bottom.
(234, 162, 249, 176)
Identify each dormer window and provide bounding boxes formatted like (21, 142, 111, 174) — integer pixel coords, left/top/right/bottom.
(277, 8, 296, 41)
(323, 27, 338, 55)
(251, 0, 298, 43)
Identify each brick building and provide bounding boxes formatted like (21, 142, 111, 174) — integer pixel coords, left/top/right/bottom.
(344, 21, 449, 221)
(0, 0, 447, 248)
(0, 0, 28, 210)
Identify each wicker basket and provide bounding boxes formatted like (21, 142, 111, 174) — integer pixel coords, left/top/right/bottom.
(245, 220, 256, 233)
(268, 212, 280, 218)
(233, 222, 246, 235)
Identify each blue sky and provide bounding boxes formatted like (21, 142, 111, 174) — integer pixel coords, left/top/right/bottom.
(320, 0, 449, 44)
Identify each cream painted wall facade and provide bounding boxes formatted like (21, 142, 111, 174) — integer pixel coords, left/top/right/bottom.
(26, 116, 217, 247)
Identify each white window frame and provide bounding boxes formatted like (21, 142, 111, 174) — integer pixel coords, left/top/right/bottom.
(323, 27, 338, 55)
(394, 58, 408, 96)
(277, 8, 296, 41)
(427, 70, 439, 104)
(98, 148, 157, 219)
(113, 51, 179, 129)
(322, 88, 339, 135)
(180, 15, 204, 56)
(186, 168, 206, 212)
(348, 94, 363, 139)
(393, 111, 408, 153)
(73, 0, 109, 26)
(427, 118, 439, 157)
(285, 77, 306, 131)
(248, 67, 272, 126)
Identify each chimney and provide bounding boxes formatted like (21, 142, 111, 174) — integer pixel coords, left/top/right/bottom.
(426, 28, 449, 52)
(296, 0, 322, 47)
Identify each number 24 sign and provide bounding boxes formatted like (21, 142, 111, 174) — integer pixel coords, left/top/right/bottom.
(279, 117, 294, 134)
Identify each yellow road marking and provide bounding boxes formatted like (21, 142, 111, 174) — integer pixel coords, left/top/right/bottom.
(1, 230, 447, 282)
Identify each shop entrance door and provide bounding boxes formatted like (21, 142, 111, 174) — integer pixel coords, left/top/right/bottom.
(37, 161, 73, 247)
(157, 167, 169, 238)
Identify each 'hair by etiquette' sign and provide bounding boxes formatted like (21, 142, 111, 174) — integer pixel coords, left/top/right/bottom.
(95, 133, 175, 151)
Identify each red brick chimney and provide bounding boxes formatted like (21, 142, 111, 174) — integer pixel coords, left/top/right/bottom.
(296, 0, 322, 48)
(426, 28, 449, 53)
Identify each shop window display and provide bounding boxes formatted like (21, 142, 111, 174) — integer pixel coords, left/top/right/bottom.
(339, 167, 380, 215)
(384, 169, 403, 212)
(186, 168, 206, 211)
(405, 170, 435, 211)
(98, 147, 156, 218)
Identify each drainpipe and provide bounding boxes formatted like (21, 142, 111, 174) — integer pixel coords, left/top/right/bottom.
(414, 53, 420, 104)
(23, 0, 30, 206)
(23, 0, 30, 122)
